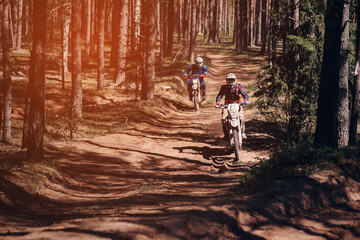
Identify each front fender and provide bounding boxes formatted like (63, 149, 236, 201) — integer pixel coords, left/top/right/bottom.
(229, 118, 239, 128)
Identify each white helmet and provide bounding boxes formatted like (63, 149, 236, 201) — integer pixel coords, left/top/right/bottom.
(195, 57, 203, 67)
(226, 73, 237, 87)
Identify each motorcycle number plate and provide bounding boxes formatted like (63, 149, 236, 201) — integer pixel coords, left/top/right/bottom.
(192, 79, 199, 89)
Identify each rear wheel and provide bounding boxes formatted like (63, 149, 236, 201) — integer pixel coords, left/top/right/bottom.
(233, 129, 240, 161)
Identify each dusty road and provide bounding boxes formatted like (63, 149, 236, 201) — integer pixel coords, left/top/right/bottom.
(2, 46, 358, 240)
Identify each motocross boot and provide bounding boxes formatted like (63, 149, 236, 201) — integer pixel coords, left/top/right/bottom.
(241, 123, 247, 139)
(222, 120, 229, 140)
(188, 88, 192, 101)
(201, 89, 206, 102)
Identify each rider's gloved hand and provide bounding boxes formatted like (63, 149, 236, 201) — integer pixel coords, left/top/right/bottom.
(216, 102, 221, 106)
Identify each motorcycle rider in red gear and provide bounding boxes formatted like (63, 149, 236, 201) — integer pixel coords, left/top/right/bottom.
(216, 73, 249, 139)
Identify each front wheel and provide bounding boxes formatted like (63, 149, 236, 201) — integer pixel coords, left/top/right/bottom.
(233, 129, 240, 161)
(193, 93, 200, 111)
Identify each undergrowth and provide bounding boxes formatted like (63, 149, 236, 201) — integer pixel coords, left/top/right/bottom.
(236, 141, 360, 192)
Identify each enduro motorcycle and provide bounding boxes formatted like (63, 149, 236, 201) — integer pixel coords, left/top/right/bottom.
(215, 102, 247, 161)
(184, 74, 208, 111)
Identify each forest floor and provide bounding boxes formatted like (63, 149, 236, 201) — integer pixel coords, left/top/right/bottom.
(1, 44, 360, 239)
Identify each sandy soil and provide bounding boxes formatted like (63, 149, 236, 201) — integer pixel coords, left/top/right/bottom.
(1, 46, 360, 240)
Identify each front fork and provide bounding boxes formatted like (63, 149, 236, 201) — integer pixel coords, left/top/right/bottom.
(223, 120, 242, 147)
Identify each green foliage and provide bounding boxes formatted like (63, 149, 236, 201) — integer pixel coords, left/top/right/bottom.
(237, 141, 360, 192)
(255, 1, 325, 141)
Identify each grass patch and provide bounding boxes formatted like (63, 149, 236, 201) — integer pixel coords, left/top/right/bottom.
(236, 141, 360, 192)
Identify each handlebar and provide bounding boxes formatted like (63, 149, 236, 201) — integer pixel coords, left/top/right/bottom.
(214, 102, 249, 109)
(183, 74, 208, 79)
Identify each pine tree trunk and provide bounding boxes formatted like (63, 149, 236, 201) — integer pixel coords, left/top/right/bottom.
(208, 0, 214, 43)
(10, 0, 18, 49)
(159, 0, 163, 69)
(142, 0, 156, 100)
(240, 0, 247, 50)
(90, 0, 96, 56)
(0, 3, 3, 48)
(255, 0, 261, 45)
(71, 0, 82, 119)
(235, 0, 241, 53)
(177, 0, 182, 43)
(286, 0, 301, 142)
(204, 0, 208, 40)
(26, 0, 47, 160)
(270, 0, 279, 64)
(260, 0, 267, 54)
(97, 0, 105, 90)
(162, 1, 168, 57)
(16, 0, 23, 50)
(198, 0, 203, 34)
(183, 0, 190, 53)
(349, 5, 360, 145)
(167, 0, 174, 56)
(85, 0, 91, 56)
(249, 0, 254, 46)
(315, 0, 347, 148)
(336, 1, 350, 148)
(24, 0, 30, 36)
(2, 0, 12, 142)
(110, 1, 119, 67)
(114, 0, 128, 86)
(61, 3, 70, 91)
(224, 0, 228, 36)
(189, 0, 196, 62)
(216, 0, 222, 43)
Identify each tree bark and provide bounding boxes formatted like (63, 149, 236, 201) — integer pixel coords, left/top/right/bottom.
(255, 0, 261, 45)
(189, 0, 196, 62)
(85, 0, 91, 56)
(315, 0, 348, 148)
(16, 0, 23, 50)
(90, 0, 96, 56)
(203, 0, 208, 40)
(162, 0, 168, 57)
(286, 0, 301, 142)
(110, 0, 118, 67)
(350, 5, 360, 145)
(97, 0, 105, 90)
(71, 0, 82, 119)
(240, 0, 247, 50)
(249, 0, 254, 46)
(260, 0, 267, 54)
(141, 0, 156, 100)
(2, 0, 12, 142)
(177, 0, 182, 43)
(167, 0, 174, 56)
(26, 0, 47, 160)
(336, 1, 350, 148)
(235, 0, 241, 53)
(10, 0, 18, 49)
(61, 3, 70, 90)
(208, 0, 215, 43)
(114, 0, 128, 87)
(183, 0, 190, 53)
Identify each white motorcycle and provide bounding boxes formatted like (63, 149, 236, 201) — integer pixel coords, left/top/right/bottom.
(184, 74, 208, 111)
(215, 102, 247, 161)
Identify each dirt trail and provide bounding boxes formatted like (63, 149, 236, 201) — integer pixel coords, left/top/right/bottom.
(1, 46, 359, 240)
